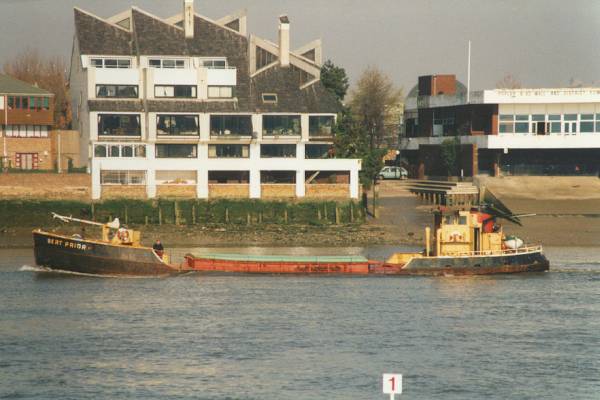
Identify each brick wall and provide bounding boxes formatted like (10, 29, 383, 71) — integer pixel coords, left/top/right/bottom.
(156, 185, 197, 198)
(0, 173, 90, 200)
(261, 184, 295, 198)
(0, 137, 54, 170)
(305, 184, 349, 199)
(209, 184, 249, 198)
(101, 185, 146, 199)
(50, 130, 83, 170)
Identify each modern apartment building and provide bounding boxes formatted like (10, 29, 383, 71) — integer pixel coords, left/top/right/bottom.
(69, 0, 361, 200)
(402, 75, 600, 177)
(0, 74, 55, 170)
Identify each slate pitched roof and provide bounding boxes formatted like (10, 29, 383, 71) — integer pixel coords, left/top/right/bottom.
(74, 8, 133, 55)
(75, 7, 340, 114)
(131, 9, 188, 56)
(0, 74, 53, 96)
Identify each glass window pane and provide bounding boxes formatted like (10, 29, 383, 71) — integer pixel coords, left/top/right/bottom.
(548, 114, 561, 121)
(134, 145, 146, 158)
(499, 114, 514, 121)
(499, 123, 513, 133)
(163, 60, 175, 68)
(105, 59, 118, 68)
(564, 114, 577, 121)
(580, 121, 594, 133)
(580, 114, 594, 120)
(531, 114, 545, 121)
(117, 85, 138, 98)
(550, 122, 561, 133)
(91, 58, 103, 68)
(109, 145, 120, 157)
(149, 59, 161, 68)
(94, 145, 107, 157)
(121, 146, 133, 157)
(515, 115, 529, 121)
(117, 59, 131, 68)
(515, 122, 529, 133)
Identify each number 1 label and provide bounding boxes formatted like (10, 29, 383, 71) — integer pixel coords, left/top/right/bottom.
(383, 373, 402, 395)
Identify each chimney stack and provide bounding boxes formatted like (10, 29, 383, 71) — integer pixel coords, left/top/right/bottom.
(278, 15, 290, 67)
(184, 0, 194, 39)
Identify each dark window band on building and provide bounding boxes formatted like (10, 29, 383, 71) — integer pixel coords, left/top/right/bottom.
(155, 144, 198, 158)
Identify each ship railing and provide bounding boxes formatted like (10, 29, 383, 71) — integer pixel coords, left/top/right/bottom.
(450, 245, 543, 257)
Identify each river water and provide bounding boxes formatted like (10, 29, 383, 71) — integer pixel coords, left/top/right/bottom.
(0, 246, 598, 399)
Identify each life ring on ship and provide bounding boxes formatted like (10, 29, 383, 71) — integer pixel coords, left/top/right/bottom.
(118, 229, 130, 243)
(449, 231, 464, 242)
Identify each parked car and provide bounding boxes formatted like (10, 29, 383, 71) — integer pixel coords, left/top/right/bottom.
(378, 166, 408, 180)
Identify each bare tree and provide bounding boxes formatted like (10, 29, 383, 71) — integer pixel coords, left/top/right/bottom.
(568, 77, 585, 88)
(349, 66, 403, 150)
(495, 73, 522, 89)
(2, 49, 71, 129)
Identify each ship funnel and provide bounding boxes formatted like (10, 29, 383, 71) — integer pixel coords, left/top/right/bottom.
(106, 218, 120, 229)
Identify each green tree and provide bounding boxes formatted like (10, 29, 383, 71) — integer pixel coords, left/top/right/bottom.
(349, 67, 403, 151)
(320, 60, 350, 102)
(440, 137, 461, 176)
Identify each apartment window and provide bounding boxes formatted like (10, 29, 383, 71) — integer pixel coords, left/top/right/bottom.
(201, 59, 227, 69)
(208, 144, 249, 158)
(580, 114, 594, 133)
(100, 170, 146, 185)
(7, 97, 14, 109)
(156, 170, 197, 185)
(261, 171, 296, 184)
(4, 125, 49, 138)
(262, 93, 278, 103)
(98, 114, 141, 136)
(210, 115, 252, 136)
(305, 144, 333, 159)
(29, 97, 35, 110)
(96, 85, 139, 98)
(21, 97, 28, 109)
(260, 144, 296, 158)
(515, 115, 529, 133)
(208, 171, 249, 184)
(156, 115, 199, 136)
(309, 116, 335, 136)
(548, 115, 561, 133)
(208, 86, 234, 98)
(43, 98, 49, 110)
(263, 115, 301, 136)
(94, 145, 107, 157)
(149, 59, 185, 68)
(91, 58, 131, 68)
(155, 144, 197, 158)
(109, 145, 120, 157)
(154, 85, 196, 98)
(499, 115, 514, 133)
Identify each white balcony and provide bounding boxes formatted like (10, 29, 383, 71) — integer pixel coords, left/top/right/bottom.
(152, 68, 198, 85)
(93, 68, 140, 85)
(206, 68, 237, 86)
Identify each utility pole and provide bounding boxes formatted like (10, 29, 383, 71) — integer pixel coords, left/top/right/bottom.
(467, 40, 471, 104)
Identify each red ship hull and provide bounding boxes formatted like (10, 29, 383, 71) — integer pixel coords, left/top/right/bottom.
(184, 255, 372, 275)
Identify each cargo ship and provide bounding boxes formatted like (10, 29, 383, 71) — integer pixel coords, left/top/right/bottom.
(33, 201, 549, 276)
(184, 208, 549, 276)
